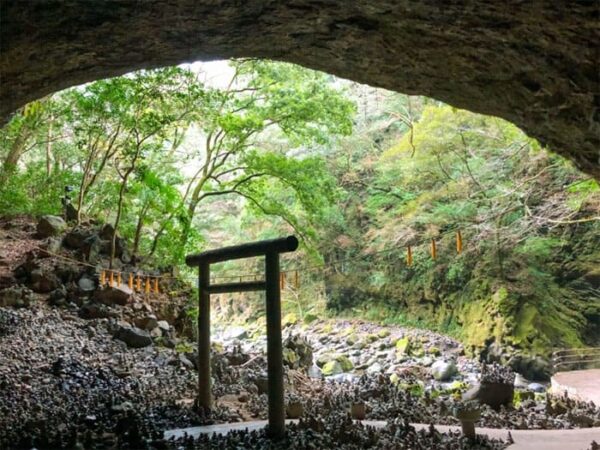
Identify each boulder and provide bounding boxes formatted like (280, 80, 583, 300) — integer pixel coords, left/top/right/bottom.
(42, 238, 62, 256)
(30, 269, 61, 293)
(178, 354, 194, 369)
(335, 354, 354, 372)
(322, 360, 343, 376)
(463, 382, 514, 410)
(157, 320, 170, 332)
(37, 215, 67, 238)
(395, 337, 411, 355)
(308, 364, 323, 379)
(366, 362, 383, 374)
(82, 235, 102, 262)
(135, 315, 159, 330)
(222, 326, 248, 341)
(114, 325, 153, 348)
(99, 223, 116, 240)
(286, 401, 304, 419)
(0, 285, 34, 307)
(78, 302, 115, 319)
(63, 227, 93, 250)
(94, 285, 132, 306)
(54, 264, 80, 284)
(48, 286, 67, 305)
(283, 334, 313, 369)
(431, 360, 458, 381)
(77, 275, 96, 293)
(508, 354, 551, 381)
(254, 373, 269, 394)
(527, 382, 546, 393)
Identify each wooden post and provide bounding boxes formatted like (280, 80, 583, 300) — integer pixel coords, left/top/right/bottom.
(430, 239, 437, 259)
(136, 275, 141, 292)
(407, 246, 413, 266)
(197, 262, 212, 411)
(154, 278, 159, 293)
(109, 271, 114, 287)
(100, 270, 106, 286)
(117, 272, 122, 286)
(145, 277, 150, 294)
(128, 273, 133, 290)
(184, 236, 298, 437)
(265, 252, 285, 438)
(456, 230, 463, 254)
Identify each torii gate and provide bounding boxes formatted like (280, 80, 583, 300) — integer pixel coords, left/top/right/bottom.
(185, 236, 299, 438)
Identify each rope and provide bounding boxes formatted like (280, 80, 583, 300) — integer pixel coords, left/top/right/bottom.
(2, 222, 471, 292)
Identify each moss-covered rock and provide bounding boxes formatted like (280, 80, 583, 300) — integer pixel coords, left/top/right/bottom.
(282, 312, 298, 328)
(395, 337, 411, 355)
(377, 329, 391, 338)
(322, 360, 343, 376)
(335, 355, 354, 372)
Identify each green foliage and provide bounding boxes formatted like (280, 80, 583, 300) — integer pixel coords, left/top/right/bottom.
(516, 237, 564, 263)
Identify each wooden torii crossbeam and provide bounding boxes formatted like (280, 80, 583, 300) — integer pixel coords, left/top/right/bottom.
(185, 235, 299, 438)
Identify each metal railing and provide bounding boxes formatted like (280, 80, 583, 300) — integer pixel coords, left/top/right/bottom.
(552, 347, 600, 372)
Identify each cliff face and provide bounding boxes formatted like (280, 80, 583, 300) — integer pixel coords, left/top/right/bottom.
(1, 1, 599, 178)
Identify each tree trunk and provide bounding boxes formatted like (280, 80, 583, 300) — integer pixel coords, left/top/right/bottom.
(132, 202, 149, 260)
(45, 115, 53, 177)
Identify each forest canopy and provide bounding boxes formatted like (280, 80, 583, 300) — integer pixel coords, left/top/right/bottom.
(1, 60, 598, 361)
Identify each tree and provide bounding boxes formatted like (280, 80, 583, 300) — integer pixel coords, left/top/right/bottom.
(149, 59, 355, 256)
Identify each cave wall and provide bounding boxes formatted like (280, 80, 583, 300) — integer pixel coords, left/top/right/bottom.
(1, 1, 598, 177)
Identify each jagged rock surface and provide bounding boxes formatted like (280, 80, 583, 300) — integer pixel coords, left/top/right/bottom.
(1, 1, 599, 178)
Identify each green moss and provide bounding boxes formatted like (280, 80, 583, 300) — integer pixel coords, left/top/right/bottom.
(346, 334, 358, 345)
(377, 329, 391, 338)
(335, 355, 354, 372)
(322, 361, 343, 376)
(395, 337, 411, 355)
(282, 312, 298, 327)
(303, 313, 318, 324)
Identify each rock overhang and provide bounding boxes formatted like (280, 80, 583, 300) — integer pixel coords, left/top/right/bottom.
(0, 1, 598, 178)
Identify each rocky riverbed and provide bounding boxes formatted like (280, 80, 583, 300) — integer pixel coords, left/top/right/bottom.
(1, 300, 600, 449)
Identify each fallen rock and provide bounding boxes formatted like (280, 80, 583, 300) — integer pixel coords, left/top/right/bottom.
(431, 360, 458, 381)
(157, 320, 170, 332)
(308, 364, 323, 379)
(395, 337, 411, 356)
(114, 325, 153, 348)
(37, 215, 67, 238)
(283, 334, 313, 369)
(77, 275, 96, 293)
(30, 269, 61, 293)
(509, 354, 551, 381)
(94, 285, 132, 306)
(366, 362, 383, 374)
(463, 382, 514, 410)
(286, 401, 304, 418)
(78, 302, 115, 319)
(322, 360, 343, 376)
(0, 285, 34, 307)
(63, 227, 93, 250)
(135, 315, 158, 331)
(222, 326, 248, 341)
